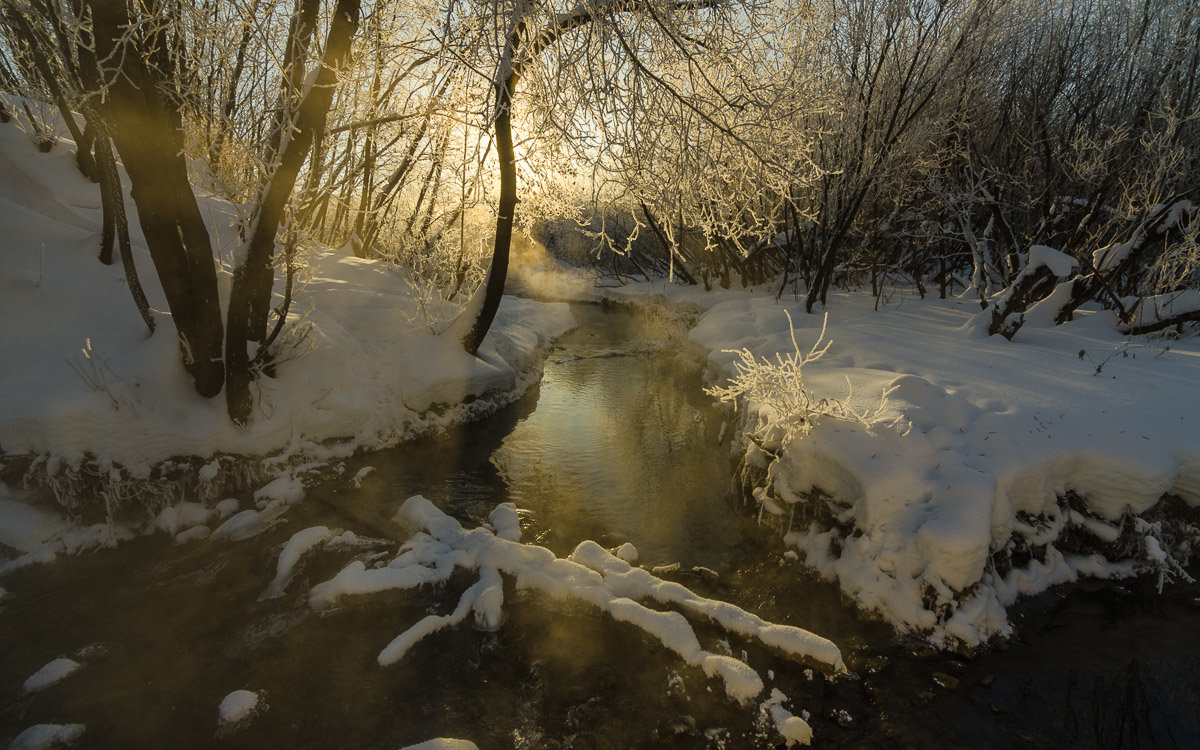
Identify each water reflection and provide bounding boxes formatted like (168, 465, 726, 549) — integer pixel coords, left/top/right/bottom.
(491, 305, 740, 565)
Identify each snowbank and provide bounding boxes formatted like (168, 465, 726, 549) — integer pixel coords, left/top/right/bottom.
(692, 292, 1200, 645)
(0, 121, 573, 476)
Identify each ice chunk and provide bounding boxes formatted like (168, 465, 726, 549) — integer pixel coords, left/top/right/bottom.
(198, 460, 220, 482)
(254, 474, 305, 507)
(174, 526, 210, 544)
(309, 557, 456, 609)
(215, 498, 240, 520)
(351, 466, 375, 487)
(761, 689, 813, 746)
(569, 540, 845, 672)
(154, 502, 212, 536)
(211, 505, 285, 542)
(0, 495, 69, 553)
(487, 503, 521, 542)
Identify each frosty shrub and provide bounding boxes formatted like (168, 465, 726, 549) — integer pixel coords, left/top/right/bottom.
(706, 312, 866, 442)
(65, 338, 126, 412)
(1146, 204, 1199, 295)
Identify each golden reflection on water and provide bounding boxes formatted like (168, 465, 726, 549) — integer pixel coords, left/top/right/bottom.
(490, 305, 739, 565)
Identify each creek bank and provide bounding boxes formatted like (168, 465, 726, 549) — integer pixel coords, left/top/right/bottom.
(688, 292, 1200, 648)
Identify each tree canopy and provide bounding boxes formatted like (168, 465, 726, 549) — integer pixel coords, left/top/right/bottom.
(1, 0, 1196, 422)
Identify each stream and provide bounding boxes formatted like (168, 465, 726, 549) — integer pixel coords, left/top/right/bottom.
(2, 304, 1200, 748)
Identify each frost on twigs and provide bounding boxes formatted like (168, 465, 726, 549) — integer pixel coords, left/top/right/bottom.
(305, 496, 843, 743)
(706, 312, 878, 446)
(706, 311, 884, 531)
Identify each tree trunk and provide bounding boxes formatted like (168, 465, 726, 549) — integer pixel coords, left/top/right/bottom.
(87, 0, 224, 397)
(225, 0, 361, 424)
(460, 68, 517, 355)
(92, 124, 155, 335)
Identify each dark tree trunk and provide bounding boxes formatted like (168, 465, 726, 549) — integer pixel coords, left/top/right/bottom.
(225, 0, 361, 424)
(987, 264, 1059, 339)
(87, 0, 224, 397)
(94, 121, 114, 266)
(92, 124, 155, 334)
(460, 68, 517, 355)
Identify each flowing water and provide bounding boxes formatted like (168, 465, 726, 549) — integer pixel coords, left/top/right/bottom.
(2, 304, 1199, 748)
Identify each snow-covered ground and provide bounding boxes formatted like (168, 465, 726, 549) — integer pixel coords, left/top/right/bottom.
(0, 120, 573, 480)
(686, 290, 1200, 646)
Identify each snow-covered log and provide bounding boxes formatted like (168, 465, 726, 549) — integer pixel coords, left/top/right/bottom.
(1121, 290, 1200, 335)
(984, 245, 1079, 338)
(304, 496, 844, 743)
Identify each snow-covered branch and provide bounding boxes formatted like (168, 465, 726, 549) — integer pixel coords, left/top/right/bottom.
(294, 495, 843, 743)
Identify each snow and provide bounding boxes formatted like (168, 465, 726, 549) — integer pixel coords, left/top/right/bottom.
(262, 525, 334, 598)
(20, 658, 82, 695)
(217, 689, 260, 726)
(174, 525, 211, 544)
(761, 688, 813, 746)
(350, 466, 375, 487)
(0, 487, 69, 552)
(210, 507, 286, 542)
(215, 498, 240, 519)
(399, 740, 479, 750)
(1127, 290, 1200, 330)
(153, 502, 213, 536)
(1028, 244, 1078, 277)
(254, 474, 305, 507)
(486, 503, 521, 542)
(615, 542, 639, 563)
(1, 94, 1198, 723)
(0, 122, 574, 472)
(690, 291, 1200, 645)
(567, 540, 845, 671)
(1092, 239, 1133, 274)
(308, 495, 839, 726)
(6, 724, 85, 750)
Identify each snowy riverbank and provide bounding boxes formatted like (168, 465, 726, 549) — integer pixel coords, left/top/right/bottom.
(0, 122, 573, 478)
(687, 291, 1200, 647)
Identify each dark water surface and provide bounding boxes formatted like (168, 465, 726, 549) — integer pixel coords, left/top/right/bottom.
(2, 304, 1199, 749)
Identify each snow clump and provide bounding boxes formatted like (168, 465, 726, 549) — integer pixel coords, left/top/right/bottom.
(217, 689, 261, 726)
(20, 658, 82, 695)
(7, 724, 85, 750)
